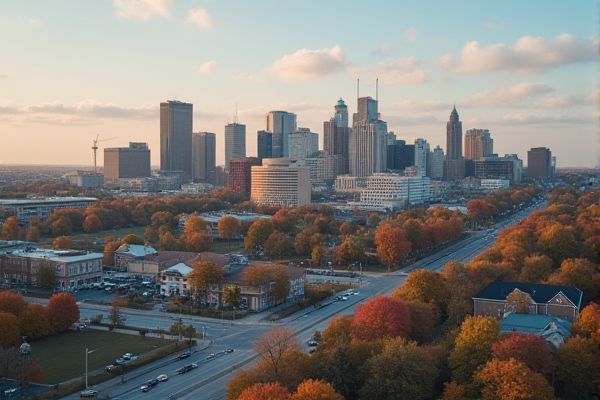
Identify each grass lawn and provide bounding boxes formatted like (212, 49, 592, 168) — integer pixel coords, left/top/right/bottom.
(40, 226, 147, 248)
(31, 330, 169, 384)
(210, 239, 245, 254)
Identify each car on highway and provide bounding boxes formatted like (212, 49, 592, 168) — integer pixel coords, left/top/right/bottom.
(104, 364, 119, 373)
(176, 363, 198, 374)
(307, 340, 319, 347)
(177, 351, 191, 360)
(140, 378, 159, 392)
(206, 353, 216, 360)
(224, 348, 234, 354)
(79, 389, 99, 398)
(157, 374, 169, 382)
(341, 295, 349, 301)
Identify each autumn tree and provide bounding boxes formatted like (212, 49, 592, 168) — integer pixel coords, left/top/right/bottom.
(82, 214, 103, 232)
(244, 219, 274, 255)
(35, 262, 56, 290)
(375, 224, 412, 271)
(571, 302, 600, 338)
(475, 358, 556, 400)
(186, 231, 213, 252)
(0, 312, 20, 348)
(241, 264, 290, 303)
(506, 290, 534, 314)
(25, 226, 40, 242)
(1, 216, 21, 240)
(19, 303, 49, 339)
(50, 216, 72, 236)
(537, 224, 578, 263)
(290, 379, 344, 400)
(188, 261, 223, 305)
(144, 226, 159, 245)
(226, 370, 260, 400)
(405, 301, 437, 344)
(491, 333, 552, 375)
(467, 199, 496, 224)
(311, 245, 326, 267)
(103, 239, 122, 266)
(47, 293, 79, 333)
(121, 233, 143, 245)
(320, 315, 353, 350)
(272, 209, 298, 232)
(110, 298, 124, 326)
(158, 231, 178, 250)
(360, 338, 438, 400)
(264, 231, 295, 259)
(557, 336, 600, 399)
(218, 216, 241, 249)
(253, 327, 300, 379)
(237, 383, 290, 400)
(442, 382, 466, 400)
(332, 235, 364, 266)
(223, 286, 242, 308)
(393, 269, 449, 321)
(549, 258, 598, 300)
(0, 291, 25, 316)
(351, 296, 411, 341)
(449, 316, 500, 384)
(519, 254, 554, 283)
(52, 235, 73, 250)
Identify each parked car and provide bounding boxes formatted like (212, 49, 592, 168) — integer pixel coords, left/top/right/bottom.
(79, 389, 98, 398)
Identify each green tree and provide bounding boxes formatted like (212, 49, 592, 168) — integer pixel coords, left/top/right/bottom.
(360, 338, 438, 400)
(35, 262, 56, 289)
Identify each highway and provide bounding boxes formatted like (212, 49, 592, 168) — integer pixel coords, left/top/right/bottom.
(62, 200, 545, 400)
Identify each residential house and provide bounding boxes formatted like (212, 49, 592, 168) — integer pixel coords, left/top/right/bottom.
(500, 313, 572, 347)
(473, 281, 583, 321)
(114, 244, 157, 272)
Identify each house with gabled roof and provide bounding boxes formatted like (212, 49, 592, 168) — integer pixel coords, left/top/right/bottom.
(472, 281, 583, 321)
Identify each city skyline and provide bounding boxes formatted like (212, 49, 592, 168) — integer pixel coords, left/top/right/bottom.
(0, 1, 597, 167)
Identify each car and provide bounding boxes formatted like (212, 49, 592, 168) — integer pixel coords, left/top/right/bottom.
(140, 379, 159, 392)
(122, 353, 135, 360)
(206, 353, 216, 360)
(177, 352, 191, 360)
(176, 363, 198, 374)
(79, 389, 99, 398)
(115, 357, 126, 365)
(157, 374, 169, 382)
(307, 340, 319, 347)
(104, 364, 119, 372)
(76, 323, 87, 331)
(341, 296, 349, 301)
(4, 387, 18, 396)
(224, 348, 234, 354)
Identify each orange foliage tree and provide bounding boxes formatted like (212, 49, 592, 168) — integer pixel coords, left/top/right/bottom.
(290, 379, 344, 400)
(237, 383, 290, 400)
(491, 333, 552, 375)
(19, 303, 50, 339)
(571, 302, 600, 338)
(375, 223, 412, 271)
(0, 291, 26, 316)
(0, 312, 21, 347)
(47, 293, 79, 333)
(351, 296, 411, 341)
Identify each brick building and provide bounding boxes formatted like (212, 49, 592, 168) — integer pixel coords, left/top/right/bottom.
(473, 281, 583, 321)
(228, 157, 262, 199)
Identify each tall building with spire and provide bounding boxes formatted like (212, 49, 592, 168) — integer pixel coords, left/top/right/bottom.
(444, 106, 466, 180)
(323, 98, 350, 174)
(349, 96, 387, 177)
(224, 122, 246, 168)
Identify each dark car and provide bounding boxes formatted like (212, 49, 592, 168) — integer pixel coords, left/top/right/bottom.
(176, 363, 198, 374)
(177, 352, 191, 360)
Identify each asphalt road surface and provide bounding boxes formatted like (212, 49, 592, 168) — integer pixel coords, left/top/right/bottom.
(62, 200, 545, 400)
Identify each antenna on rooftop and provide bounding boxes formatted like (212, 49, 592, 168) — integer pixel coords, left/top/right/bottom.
(376, 78, 379, 102)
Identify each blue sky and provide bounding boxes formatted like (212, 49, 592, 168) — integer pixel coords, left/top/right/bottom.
(0, 0, 597, 167)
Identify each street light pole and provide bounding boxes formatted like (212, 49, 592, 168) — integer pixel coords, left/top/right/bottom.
(85, 348, 95, 389)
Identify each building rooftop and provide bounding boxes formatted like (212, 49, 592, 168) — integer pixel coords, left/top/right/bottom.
(473, 281, 583, 308)
(12, 248, 103, 263)
(200, 211, 271, 224)
(162, 262, 193, 277)
(116, 244, 157, 258)
(0, 197, 97, 206)
(500, 313, 572, 336)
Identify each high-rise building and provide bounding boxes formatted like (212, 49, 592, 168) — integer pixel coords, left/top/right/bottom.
(266, 111, 297, 158)
(527, 147, 554, 179)
(250, 158, 311, 208)
(464, 129, 493, 160)
(257, 130, 272, 160)
(349, 96, 387, 177)
(414, 138, 430, 177)
(160, 100, 193, 178)
(445, 106, 466, 180)
(288, 128, 318, 160)
(427, 145, 445, 179)
(224, 123, 246, 168)
(192, 132, 216, 183)
(474, 156, 515, 182)
(323, 98, 350, 174)
(295, 151, 343, 186)
(104, 142, 151, 182)
(228, 157, 262, 199)
(503, 154, 523, 183)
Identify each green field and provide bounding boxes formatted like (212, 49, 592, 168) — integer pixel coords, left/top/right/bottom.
(210, 239, 245, 254)
(31, 330, 169, 384)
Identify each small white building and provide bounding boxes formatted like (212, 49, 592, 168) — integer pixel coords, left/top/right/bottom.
(159, 262, 193, 297)
(360, 174, 431, 208)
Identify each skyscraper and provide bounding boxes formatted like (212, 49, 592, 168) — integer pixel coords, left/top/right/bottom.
(266, 111, 297, 158)
(427, 145, 445, 179)
(349, 96, 387, 177)
(224, 122, 246, 168)
(251, 158, 311, 208)
(257, 130, 272, 160)
(288, 128, 318, 160)
(192, 132, 216, 183)
(446, 106, 462, 160)
(160, 100, 193, 178)
(464, 129, 493, 160)
(527, 147, 554, 179)
(414, 138, 430, 177)
(323, 98, 350, 174)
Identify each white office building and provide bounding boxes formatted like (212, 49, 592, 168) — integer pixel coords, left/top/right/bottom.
(288, 128, 318, 160)
(414, 138, 430, 177)
(360, 174, 431, 208)
(250, 158, 311, 208)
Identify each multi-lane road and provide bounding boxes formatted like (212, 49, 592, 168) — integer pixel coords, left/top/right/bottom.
(63, 200, 545, 400)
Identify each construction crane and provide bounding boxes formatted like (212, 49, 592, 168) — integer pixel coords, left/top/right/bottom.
(92, 135, 116, 173)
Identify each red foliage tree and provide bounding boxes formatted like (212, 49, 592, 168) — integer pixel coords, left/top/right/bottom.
(82, 214, 103, 232)
(491, 333, 552, 375)
(351, 295, 411, 341)
(467, 199, 496, 222)
(47, 293, 79, 333)
(0, 291, 26, 316)
(375, 224, 412, 271)
(237, 383, 290, 400)
(19, 303, 50, 339)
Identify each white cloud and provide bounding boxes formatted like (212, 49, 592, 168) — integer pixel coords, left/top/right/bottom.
(402, 27, 418, 43)
(495, 112, 595, 125)
(375, 58, 427, 85)
(195, 60, 217, 75)
(536, 94, 586, 109)
(113, 0, 172, 20)
(465, 83, 554, 107)
(2, 100, 156, 121)
(271, 45, 346, 81)
(186, 8, 213, 30)
(439, 33, 596, 74)
(371, 44, 393, 57)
